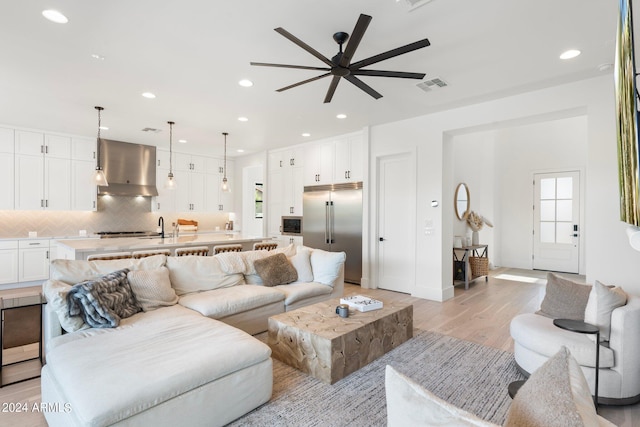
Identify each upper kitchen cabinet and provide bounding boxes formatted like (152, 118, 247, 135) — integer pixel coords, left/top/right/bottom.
(269, 147, 303, 172)
(204, 157, 235, 212)
(0, 127, 15, 210)
(71, 137, 97, 211)
(174, 152, 205, 172)
(333, 134, 363, 184)
(15, 131, 71, 210)
(304, 141, 333, 186)
(153, 149, 175, 213)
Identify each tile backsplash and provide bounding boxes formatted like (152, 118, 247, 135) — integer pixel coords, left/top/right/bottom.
(0, 196, 230, 238)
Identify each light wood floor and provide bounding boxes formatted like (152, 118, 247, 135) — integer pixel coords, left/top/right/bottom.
(1, 269, 637, 426)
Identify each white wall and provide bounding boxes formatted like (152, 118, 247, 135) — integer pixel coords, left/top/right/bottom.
(452, 116, 588, 272)
(368, 74, 640, 300)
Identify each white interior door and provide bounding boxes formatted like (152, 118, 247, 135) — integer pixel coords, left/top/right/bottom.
(377, 153, 415, 293)
(533, 171, 580, 273)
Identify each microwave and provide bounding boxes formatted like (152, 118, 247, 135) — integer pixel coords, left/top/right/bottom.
(282, 216, 302, 235)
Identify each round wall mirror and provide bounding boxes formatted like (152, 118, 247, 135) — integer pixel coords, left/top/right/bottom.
(455, 183, 470, 220)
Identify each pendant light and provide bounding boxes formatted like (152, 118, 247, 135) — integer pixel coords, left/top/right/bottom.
(221, 132, 230, 193)
(165, 121, 177, 189)
(93, 106, 108, 186)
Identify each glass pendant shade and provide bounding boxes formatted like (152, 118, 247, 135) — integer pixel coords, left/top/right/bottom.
(94, 167, 108, 186)
(221, 176, 230, 193)
(165, 171, 177, 189)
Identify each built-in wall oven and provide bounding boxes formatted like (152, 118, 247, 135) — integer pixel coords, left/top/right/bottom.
(281, 216, 302, 235)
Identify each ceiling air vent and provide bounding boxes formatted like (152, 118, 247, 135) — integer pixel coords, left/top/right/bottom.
(416, 77, 448, 92)
(403, 0, 435, 12)
(141, 127, 162, 133)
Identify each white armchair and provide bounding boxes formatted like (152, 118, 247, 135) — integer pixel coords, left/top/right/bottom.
(510, 294, 640, 405)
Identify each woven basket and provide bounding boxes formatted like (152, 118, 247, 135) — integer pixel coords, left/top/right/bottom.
(469, 256, 488, 277)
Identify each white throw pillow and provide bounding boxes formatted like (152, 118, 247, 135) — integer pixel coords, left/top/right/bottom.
(385, 365, 497, 427)
(42, 279, 89, 333)
(584, 280, 627, 341)
(166, 256, 244, 295)
(289, 247, 314, 283)
(127, 267, 179, 311)
(309, 249, 346, 287)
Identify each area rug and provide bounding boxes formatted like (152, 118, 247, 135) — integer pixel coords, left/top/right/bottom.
(227, 329, 525, 426)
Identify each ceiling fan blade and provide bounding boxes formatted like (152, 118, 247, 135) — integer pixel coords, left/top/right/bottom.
(274, 27, 334, 67)
(250, 62, 331, 71)
(350, 38, 431, 70)
(351, 69, 426, 79)
(344, 75, 383, 99)
(323, 75, 342, 103)
(339, 14, 372, 67)
(276, 73, 331, 92)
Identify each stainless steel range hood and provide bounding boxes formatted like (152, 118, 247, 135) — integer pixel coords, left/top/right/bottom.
(98, 139, 158, 197)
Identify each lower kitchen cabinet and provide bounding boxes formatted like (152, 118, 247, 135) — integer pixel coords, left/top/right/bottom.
(18, 240, 50, 282)
(0, 241, 18, 285)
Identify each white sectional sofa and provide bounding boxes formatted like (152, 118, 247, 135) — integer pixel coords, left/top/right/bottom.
(41, 245, 346, 427)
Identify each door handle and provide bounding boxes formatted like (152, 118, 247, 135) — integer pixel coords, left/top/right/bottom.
(325, 201, 330, 244)
(379, 237, 385, 242)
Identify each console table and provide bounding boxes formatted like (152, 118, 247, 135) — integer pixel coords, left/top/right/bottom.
(0, 294, 46, 387)
(453, 244, 488, 290)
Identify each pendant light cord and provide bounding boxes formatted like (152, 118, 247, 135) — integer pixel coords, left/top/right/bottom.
(95, 106, 103, 169)
(223, 132, 228, 180)
(168, 121, 174, 173)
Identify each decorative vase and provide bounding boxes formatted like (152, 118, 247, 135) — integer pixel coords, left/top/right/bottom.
(472, 230, 479, 245)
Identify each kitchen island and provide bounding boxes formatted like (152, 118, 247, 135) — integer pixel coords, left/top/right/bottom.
(55, 233, 272, 260)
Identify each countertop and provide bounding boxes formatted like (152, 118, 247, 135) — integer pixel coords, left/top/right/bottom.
(54, 233, 270, 253)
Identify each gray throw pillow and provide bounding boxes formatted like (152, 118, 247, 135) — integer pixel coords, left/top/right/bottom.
(537, 272, 591, 320)
(254, 253, 298, 287)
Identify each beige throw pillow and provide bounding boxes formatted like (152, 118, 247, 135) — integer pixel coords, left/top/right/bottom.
(505, 347, 599, 427)
(538, 273, 592, 320)
(584, 280, 627, 342)
(289, 247, 314, 283)
(254, 253, 298, 287)
(43, 279, 89, 333)
(127, 267, 179, 311)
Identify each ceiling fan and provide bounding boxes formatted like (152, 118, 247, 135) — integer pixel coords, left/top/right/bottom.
(250, 13, 430, 103)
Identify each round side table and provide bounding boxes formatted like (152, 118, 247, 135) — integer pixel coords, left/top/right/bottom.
(553, 318, 600, 409)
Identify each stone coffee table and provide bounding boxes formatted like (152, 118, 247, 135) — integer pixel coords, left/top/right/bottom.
(267, 297, 413, 384)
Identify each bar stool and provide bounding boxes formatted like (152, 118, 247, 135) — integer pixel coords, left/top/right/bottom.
(87, 252, 132, 261)
(131, 249, 171, 259)
(175, 246, 210, 257)
(213, 244, 242, 254)
(253, 242, 278, 251)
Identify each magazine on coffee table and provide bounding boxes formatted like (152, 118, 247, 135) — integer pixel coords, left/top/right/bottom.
(340, 295, 383, 312)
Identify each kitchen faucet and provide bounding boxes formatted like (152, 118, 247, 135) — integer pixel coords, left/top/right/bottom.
(158, 216, 164, 239)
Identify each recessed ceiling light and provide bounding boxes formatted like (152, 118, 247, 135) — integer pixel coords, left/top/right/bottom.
(178, 139, 187, 144)
(99, 126, 109, 130)
(91, 53, 105, 61)
(559, 49, 581, 60)
(336, 114, 347, 119)
(302, 133, 311, 137)
(142, 92, 156, 99)
(238, 79, 254, 87)
(238, 117, 249, 122)
(42, 10, 68, 24)
(236, 149, 245, 153)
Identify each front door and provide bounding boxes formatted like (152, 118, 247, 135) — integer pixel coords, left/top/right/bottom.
(376, 153, 415, 293)
(533, 171, 580, 273)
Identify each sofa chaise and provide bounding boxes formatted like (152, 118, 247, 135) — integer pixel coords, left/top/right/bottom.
(41, 245, 346, 427)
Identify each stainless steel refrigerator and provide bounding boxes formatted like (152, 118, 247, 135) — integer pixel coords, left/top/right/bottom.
(302, 182, 362, 284)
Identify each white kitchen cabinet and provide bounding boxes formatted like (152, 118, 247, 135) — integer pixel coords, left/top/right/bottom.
(174, 152, 205, 173)
(333, 135, 363, 183)
(71, 160, 97, 211)
(15, 131, 72, 211)
(0, 241, 19, 285)
(71, 137, 96, 161)
(18, 239, 50, 282)
(204, 157, 235, 212)
(274, 235, 303, 247)
(267, 148, 303, 238)
(174, 170, 206, 212)
(0, 127, 15, 210)
(304, 141, 333, 185)
(153, 166, 176, 212)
